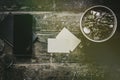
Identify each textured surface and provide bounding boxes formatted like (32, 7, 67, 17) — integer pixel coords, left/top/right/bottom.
(0, 0, 120, 80)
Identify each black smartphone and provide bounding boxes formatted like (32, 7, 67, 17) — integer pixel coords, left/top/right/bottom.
(0, 14, 37, 57)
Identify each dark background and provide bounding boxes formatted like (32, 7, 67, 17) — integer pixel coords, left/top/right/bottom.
(0, 0, 120, 80)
